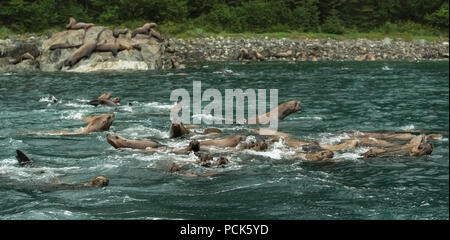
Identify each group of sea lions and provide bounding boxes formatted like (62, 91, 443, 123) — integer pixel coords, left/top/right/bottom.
(9, 95, 442, 189)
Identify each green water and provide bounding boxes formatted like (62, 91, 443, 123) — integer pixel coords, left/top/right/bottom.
(0, 61, 448, 220)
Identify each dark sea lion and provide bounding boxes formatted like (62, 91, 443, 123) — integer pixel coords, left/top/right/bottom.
(65, 41, 97, 67)
(196, 153, 213, 167)
(49, 43, 82, 50)
(169, 122, 191, 138)
(113, 28, 129, 38)
(9, 52, 34, 65)
(200, 135, 246, 148)
(149, 29, 163, 42)
(88, 98, 119, 107)
(169, 163, 222, 177)
(15, 150, 35, 167)
(216, 157, 229, 167)
(106, 134, 161, 149)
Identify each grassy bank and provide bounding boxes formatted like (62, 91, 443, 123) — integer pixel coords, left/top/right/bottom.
(1, 22, 448, 42)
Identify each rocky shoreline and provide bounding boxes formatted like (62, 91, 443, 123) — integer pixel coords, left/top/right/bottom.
(170, 37, 449, 63)
(1, 32, 448, 72)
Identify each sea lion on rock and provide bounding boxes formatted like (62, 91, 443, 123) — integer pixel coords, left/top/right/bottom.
(274, 50, 293, 58)
(95, 43, 130, 56)
(106, 134, 162, 149)
(170, 58, 186, 69)
(65, 41, 97, 67)
(149, 29, 163, 42)
(66, 17, 94, 30)
(49, 43, 82, 50)
(169, 122, 191, 138)
(131, 23, 157, 38)
(112, 28, 129, 38)
(9, 52, 34, 65)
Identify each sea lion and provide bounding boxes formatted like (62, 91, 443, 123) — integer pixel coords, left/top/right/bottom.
(216, 157, 229, 167)
(95, 43, 130, 56)
(170, 58, 186, 69)
(169, 163, 222, 177)
(88, 98, 119, 107)
(274, 50, 293, 58)
(196, 153, 213, 167)
(51, 113, 114, 135)
(112, 28, 128, 38)
(66, 17, 94, 30)
(131, 22, 157, 37)
(199, 135, 246, 149)
(9, 52, 34, 65)
(149, 29, 163, 42)
(247, 100, 301, 124)
(169, 122, 191, 138)
(254, 51, 265, 61)
(46, 176, 109, 190)
(303, 150, 334, 161)
(106, 134, 162, 149)
(49, 43, 82, 50)
(363, 134, 433, 158)
(237, 139, 268, 151)
(15, 150, 35, 167)
(65, 41, 97, 67)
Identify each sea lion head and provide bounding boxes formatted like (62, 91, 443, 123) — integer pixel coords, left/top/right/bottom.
(89, 176, 109, 187)
(216, 157, 229, 167)
(306, 150, 334, 161)
(110, 97, 121, 103)
(169, 163, 181, 173)
(89, 113, 115, 132)
(143, 22, 157, 30)
(408, 142, 433, 156)
(169, 122, 190, 138)
(197, 154, 213, 167)
(106, 134, 129, 149)
(187, 140, 200, 152)
(278, 100, 301, 120)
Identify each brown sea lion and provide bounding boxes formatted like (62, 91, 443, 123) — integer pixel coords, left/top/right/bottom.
(65, 41, 97, 67)
(113, 28, 128, 38)
(303, 150, 334, 161)
(170, 58, 186, 69)
(66, 17, 94, 30)
(106, 134, 162, 149)
(88, 98, 119, 107)
(199, 135, 246, 149)
(49, 43, 82, 50)
(9, 52, 34, 65)
(131, 23, 157, 38)
(274, 50, 293, 58)
(254, 51, 265, 61)
(196, 153, 213, 167)
(169, 163, 222, 177)
(248, 100, 301, 124)
(216, 157, 229, 167)
(363, 134, 433, 158)
(51, 113, 114, 135)
(149, 29, 163, 42)
(169, 122, 191, 138)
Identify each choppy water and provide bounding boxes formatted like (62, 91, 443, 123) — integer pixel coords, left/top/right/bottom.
(0, 61, 448, 220)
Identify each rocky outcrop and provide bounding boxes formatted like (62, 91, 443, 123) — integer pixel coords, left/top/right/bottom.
(1, 24, 168, 72)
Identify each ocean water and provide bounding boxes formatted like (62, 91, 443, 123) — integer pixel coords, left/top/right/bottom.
(0, 61, 448, 220)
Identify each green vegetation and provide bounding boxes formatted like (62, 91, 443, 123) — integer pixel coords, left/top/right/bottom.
(0, 0, 448, 40)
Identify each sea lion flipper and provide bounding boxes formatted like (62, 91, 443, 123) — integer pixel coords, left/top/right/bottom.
(16, 150, 33, 166)
(88, 99, 100, 106)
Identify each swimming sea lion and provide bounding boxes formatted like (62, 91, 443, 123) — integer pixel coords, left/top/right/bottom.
(52, 113, 114, 135)
(65, 41, 97, 67)
(303, 150, 334, 161)
(15, 150, 35, 167)
(46, 176, 109, 190)
(248, 100, 301, 124)
(169, 163, 222, 177)
(216, 157, 229, 167)
(106, 134, 162, 149)
(88, 98, 119, 107)
(113, 28, 128, 38)
(363, 134, 433, 158)
(169, 122, 191, 138)
(199, 135, 246, 149)
(196, 153, 213, 167)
